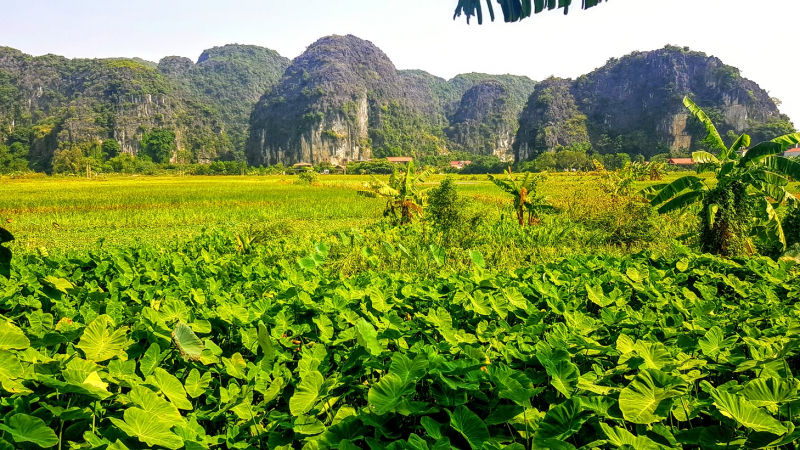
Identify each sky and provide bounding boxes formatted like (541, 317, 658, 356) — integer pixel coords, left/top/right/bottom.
(2, 0, 799, 124)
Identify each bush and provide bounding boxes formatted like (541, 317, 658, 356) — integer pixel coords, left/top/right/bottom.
(296, 170, 319, 184)
(427, 177, 483, 245)
(595, 200, 662, 248)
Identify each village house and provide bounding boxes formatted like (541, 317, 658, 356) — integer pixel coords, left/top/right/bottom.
(386, 156, 413, 164)
(449, 160, 472, 170)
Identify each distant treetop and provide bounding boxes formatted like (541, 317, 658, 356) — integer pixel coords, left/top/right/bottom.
(454, 0, 608, 24)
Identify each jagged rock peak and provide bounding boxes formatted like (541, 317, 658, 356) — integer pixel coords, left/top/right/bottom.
(246, 34, 418, 166)
(514, 45, 788, 161)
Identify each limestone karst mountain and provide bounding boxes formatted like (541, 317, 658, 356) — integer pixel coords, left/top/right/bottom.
(514, 46, 791, 162)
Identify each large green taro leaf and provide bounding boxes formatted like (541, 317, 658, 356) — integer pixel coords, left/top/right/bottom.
(0, 321, 30, 350)
(109, 408, 183, 449)
(448, 406, 489, 450)
(534, 397, 591, 442)
(368, 373, 416, 415)
(0, 414, 58, 448)
(619, 369, 688, 424)
(172, 322, 203, 361)
(709, 387, 788, 435)
(76, 315, 128, 362)
(290, 371, 325, 416)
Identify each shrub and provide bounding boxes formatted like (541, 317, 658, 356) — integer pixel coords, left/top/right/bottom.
(296, 170, 319, 184)
(427, 177, 466, 235)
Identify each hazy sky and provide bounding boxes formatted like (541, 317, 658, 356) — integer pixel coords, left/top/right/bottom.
(2, 0, 799, 124)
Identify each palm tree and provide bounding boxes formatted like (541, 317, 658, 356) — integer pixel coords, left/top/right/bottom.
(454, 0, 607, 24)
(643, 97, 800, 256)
(357, 161, 435, 225)
(489, 167, 552, 226)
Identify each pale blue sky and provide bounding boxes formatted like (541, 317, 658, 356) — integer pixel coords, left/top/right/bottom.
(2, 0, 799, 124)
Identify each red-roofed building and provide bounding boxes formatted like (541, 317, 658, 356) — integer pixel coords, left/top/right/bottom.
(449, 160, 472, 170)
(785, 148, 800, 158)
(667, 158, 695, 166)
(386, 156, 413, 164)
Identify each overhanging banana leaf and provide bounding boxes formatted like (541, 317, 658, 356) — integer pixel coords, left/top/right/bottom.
(762, 156, 800, 181)
(684, 97, 726, 153)
(414, 167, 436, 185)
(657, 190, 707, 214)
(650, 176, 705, 207)
(739, 142, 783, 166)
(454, 0, 605, 23)
(771, 132, 800, 151)
(753, 182, 795, 205)
(743, 170, 790, 187)
(753, 197, 786, 249)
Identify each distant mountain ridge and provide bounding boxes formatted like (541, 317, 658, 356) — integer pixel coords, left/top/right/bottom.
(1, 40, 794, 172)
(246, 34, 537, 166)
(0, 44, 289, 169)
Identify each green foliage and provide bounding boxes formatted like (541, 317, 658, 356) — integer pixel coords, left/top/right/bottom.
(296, 170, 320, 185)
(0, 142, 29, 174)
(101, 139, 120, 158)
(140, 128, 177, 163)
(50, 145, 86, 174)
(647, 97, 800, 255)
(358, 161, 435, 225)
(426, 177, 481, 245)
(489, 168, 552, 226)
(371, 101, 447, 158)
(747, 118, 797, 144)
(2, 225, 800, 448)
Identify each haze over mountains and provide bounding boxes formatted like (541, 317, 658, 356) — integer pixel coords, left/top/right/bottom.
(0, 35, 794, 171)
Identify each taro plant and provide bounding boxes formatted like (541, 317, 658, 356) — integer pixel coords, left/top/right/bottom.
(489, 167, 552, 226)
(643, 96, 800, 256)
(357, 160, 435, 225)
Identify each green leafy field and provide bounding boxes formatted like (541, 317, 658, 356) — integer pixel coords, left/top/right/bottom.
(1, 173, 799, 450)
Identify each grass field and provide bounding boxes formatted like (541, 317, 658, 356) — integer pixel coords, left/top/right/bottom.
(0, 172, 711, 252)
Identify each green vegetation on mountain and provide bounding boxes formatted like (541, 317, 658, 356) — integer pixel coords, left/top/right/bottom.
(0, 44, 288, 173)
(159, 44, 290, 159)
(247, 35, 536, 166)
(515, 46, 795, 162)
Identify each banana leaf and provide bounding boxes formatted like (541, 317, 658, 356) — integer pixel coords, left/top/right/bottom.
(650, 176, 705, 207)
(684, 97, 726, 153)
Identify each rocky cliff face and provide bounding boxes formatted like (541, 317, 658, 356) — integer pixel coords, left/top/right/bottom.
(159, 45, 290, 158)
(514, 46, 788, 161)
(515, 78, 591, 161)
(446, 81, 519, 160)
(0, 47, 234, 168)
(246, 35, 538, 166)
(246, 35, 442, 166)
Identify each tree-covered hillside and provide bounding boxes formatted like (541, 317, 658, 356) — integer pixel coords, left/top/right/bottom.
(515, 46, 795, 162)
(159, 45, 290, 159)
(0, 44, 289, 172)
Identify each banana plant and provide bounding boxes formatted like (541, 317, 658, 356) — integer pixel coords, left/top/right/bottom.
(642, 96, 800, 254)
(489, 167, 553, 226)
(358, 161, 435, 225)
